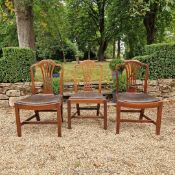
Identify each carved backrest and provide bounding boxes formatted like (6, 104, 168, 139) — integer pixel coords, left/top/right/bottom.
(30, 60, 64, 95)
(116, 60, 148, 93)
(73, 60, 103, 93)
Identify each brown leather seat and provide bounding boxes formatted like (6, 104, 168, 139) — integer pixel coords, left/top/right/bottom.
(117, 92, 160, 103)
(16, 94, 62, 106)
(70, 92, 105, 99)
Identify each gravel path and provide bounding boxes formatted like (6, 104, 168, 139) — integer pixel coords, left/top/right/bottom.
(0, 101, 175, 175)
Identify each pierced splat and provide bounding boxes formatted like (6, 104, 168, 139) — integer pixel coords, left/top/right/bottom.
(116, 60, 148, 93)
(80, 60, 95, 91)
(40, 61, 55, 93)
(125, 61, 142, 92)
(30, 60, 63, 94)
(74, 60, 102, 93)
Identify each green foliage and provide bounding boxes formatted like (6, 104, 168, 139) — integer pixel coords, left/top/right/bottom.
(112, 72, 126, 92)
(0, 47, 35, 83)
(34, 0, 78, 61)
(109, 58, 124, 71)
(52, 60, 62, 94)
(53, 60, 62, 74)
(52, 77, 60, 95)
(134, 43, 175, 79)
(0, 0, 18, 52)
(66, 0, 99, 55)
(109, 57, 126, 91)
(1, 0, 175, 62)
(144, 43, 175, 55)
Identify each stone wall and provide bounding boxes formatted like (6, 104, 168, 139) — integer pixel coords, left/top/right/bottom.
(0, 82, 42, 107)
(0, 79, 175, 107)
(148, 79, 175, 99)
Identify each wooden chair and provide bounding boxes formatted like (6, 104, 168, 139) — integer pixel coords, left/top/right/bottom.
(14, 60, 64, 137)
(116, 60, 163, 135)
(67, 60, 107, 130)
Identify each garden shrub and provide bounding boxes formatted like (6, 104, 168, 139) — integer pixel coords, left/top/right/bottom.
(109, 58, 126, 92)
(52, 60, 62, 95)
(52, 77, 60, 95)
(112, 72, 126, 92)
(109, 58, 124, 71)
(134, 43, 175, 80)
(0, 47, 35, 83)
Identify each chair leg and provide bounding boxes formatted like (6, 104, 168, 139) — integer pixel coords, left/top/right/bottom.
(35, 111, 40, 121)
(104, 101, 107, 130)
(15, 105, 21, 137)
(61, 103, 63, 122)
(76, 104, 80, 116)
(139, 109, 144, 120)
(97, 104, 100, 116)
(68, 100, 72, 129)
(156, 102, 163, 135)
(57, 104, 62, 137)
(116, 103, 121, 134)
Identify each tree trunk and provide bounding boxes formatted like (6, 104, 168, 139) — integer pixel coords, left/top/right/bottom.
(62, 50, 66, 63)
(97, 0, 107, 61)
(88, 49, 90, 60)
(112, 38, 116, 58)
(117, 37, 121, 58)
(76, 56, 79, 64)
(58, 30, 66, 63)
(97, 40, 108, 61)
(143, 3, 158, 44)
(14, 0, 35, 49)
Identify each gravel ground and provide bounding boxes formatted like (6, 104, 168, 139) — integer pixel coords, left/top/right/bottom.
(0, 100, 175, 175)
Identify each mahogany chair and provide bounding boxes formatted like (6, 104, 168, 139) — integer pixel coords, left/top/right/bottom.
(67, 60, 107, 130)
(116, 60, 163, 135)
(14, 60, 64, 137)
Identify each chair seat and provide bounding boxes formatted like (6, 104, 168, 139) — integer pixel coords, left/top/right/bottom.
(15, 94, 62, 106)
(69, 92, 105, 100)
(117, 92, 160, 103)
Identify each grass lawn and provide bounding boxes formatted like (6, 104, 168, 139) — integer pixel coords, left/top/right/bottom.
(35, 61, 112, 83)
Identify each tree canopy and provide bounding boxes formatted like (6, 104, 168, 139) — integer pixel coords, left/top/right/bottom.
(0, 0, 175, 60)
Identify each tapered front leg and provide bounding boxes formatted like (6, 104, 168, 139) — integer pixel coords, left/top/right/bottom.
(104, 101, 107, 130)
(156, 102, 163, 135)
(116, 103, 121, 134)
(57, 104, 62, 137)
(61, 103, 63, 122)
(68, 100, 72, 129)
(15, 105, 21, 137)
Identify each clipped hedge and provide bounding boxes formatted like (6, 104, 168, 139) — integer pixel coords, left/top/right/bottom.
(134, 43, 175, 80)
(144, 43, 175, 55)
(0, 47, 35, 83)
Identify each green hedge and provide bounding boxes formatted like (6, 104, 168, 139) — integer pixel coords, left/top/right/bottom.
(134, 43, 175, 80)
(0, 47, 35, 83)
(144, 43, 175, 55)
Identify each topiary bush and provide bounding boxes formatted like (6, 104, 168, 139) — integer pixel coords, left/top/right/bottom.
(0, 47, 35, 83)
(134, 43, 175, 80)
